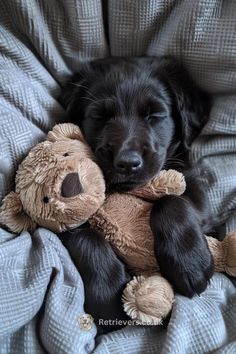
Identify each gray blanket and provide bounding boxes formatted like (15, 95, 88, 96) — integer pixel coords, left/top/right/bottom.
(0, 1, 236, 353)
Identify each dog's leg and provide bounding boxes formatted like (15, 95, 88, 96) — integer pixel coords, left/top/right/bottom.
(150, 176, 214, 298)
(59, 226, 131, 334)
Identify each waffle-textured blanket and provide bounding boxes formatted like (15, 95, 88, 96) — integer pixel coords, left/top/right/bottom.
(0, 1, 236, 353)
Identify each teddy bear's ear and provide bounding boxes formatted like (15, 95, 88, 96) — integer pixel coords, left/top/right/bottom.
(47, 123, 86, 143)
(0, 192, 37, 234)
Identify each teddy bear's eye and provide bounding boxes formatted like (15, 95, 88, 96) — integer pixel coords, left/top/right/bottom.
(43, 196, 49, 203)
(63, 153, 69, 157)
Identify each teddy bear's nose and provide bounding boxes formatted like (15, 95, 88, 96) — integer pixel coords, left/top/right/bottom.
(61, 173, 83, 198)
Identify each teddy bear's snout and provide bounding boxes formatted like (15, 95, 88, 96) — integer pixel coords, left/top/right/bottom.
(61, 172, 83, 198)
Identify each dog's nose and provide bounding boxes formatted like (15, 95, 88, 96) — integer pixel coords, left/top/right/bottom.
(114, 150, 143, 174)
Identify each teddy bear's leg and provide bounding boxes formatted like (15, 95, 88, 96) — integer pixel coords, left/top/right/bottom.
(206, 231, 236, 276)
(122, 273, 174, 325)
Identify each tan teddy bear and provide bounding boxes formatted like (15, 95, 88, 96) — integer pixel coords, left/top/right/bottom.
(1, 123, 236, 325)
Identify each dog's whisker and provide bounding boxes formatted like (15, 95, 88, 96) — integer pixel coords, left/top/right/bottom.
(165, 160, 186, 167)
(70, 82, 98, 100)
(166, 157, 185, 163)
(165, 159, 185, 164)
(163, 161, 186, 169)
(79, 96, 97, 103)
(71, 82, 116, 105)
(93, 97, 115, 105)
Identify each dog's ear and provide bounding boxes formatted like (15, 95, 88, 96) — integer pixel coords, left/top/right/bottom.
(152, 57, 211, 150)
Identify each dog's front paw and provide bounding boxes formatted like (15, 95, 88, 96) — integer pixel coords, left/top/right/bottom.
(167, 234, 214, 297)
(150, 195, 214, 297)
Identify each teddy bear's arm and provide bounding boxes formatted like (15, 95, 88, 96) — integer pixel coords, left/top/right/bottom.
(129, 170, 186, 201)
(0, 191, 37, 233)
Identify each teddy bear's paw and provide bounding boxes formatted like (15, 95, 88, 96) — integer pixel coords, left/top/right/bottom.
(223, 231, 236, 276)
(122, 275, 174, 325)
(157, 170, 186, 196)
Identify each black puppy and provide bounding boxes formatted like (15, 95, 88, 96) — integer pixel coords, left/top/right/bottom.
(61, 57, 214, 327)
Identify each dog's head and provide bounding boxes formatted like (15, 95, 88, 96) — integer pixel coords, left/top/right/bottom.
(62, 57, 210, 191)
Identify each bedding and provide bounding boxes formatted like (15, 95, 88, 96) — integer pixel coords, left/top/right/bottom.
(0, 1, 236, 353)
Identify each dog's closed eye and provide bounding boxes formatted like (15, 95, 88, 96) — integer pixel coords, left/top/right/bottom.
(142, 100, 168, 123)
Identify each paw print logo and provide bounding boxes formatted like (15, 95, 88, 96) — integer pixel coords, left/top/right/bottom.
(79, 314, 94, 331)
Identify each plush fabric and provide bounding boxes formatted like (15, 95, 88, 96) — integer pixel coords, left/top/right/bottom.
(0, 124, 105, 234)
(0, 0, 236, 353)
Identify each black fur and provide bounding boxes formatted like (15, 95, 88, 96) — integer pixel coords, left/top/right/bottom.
(59, 225, 131, 335)
(61, 56, 215, 327)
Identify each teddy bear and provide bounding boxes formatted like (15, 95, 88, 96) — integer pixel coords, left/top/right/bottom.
(1, 123, 236, 325)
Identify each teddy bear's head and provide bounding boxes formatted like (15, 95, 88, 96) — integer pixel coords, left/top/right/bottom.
(0, 124, 105, 233)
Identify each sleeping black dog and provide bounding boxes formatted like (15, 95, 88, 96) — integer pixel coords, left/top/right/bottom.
(60, 56, 214, 333)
